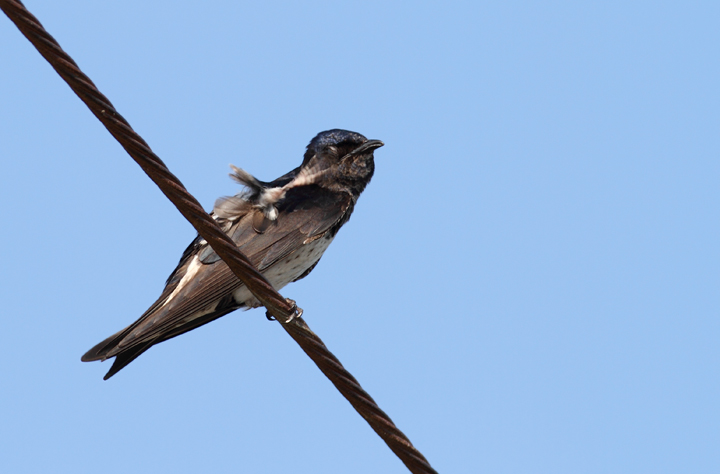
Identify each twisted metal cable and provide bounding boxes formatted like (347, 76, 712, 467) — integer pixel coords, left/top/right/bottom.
(1, 1, 438, 473)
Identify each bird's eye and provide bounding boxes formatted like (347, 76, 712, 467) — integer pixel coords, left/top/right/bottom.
(325, 145, 339, 158)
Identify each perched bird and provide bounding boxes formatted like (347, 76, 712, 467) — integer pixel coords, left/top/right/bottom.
(82, 129, 383, 379)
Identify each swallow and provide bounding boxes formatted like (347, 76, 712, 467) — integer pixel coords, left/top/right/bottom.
(82, 129, 383, 379)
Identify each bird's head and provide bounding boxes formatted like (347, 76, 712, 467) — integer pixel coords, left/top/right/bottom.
(301, 129, 384, 195)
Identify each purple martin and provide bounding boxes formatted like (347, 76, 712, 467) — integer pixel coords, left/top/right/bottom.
(82, 129, 383, 379)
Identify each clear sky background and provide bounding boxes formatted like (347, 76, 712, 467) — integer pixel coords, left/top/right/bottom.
(1, 1, 718, 473)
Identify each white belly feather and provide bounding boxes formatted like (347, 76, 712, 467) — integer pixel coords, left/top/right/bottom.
(232, 235, 334, 307)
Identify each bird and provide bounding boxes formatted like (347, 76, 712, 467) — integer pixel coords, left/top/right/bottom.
(82, 129, 383, 380)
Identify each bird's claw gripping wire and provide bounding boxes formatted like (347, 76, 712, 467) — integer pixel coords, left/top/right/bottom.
(266, 299, 303, 323)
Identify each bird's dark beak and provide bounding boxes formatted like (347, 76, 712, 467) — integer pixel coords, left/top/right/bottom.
(350, 139, 384, 156)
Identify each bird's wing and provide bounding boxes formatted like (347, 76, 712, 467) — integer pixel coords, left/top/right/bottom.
(82, 185, 352, 367)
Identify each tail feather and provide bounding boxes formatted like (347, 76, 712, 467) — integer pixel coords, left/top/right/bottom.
(102, 342, 154, 380)
(82, 329, 155, 380)
(81, 329, 128, 362)
(81, 299, 243, 379)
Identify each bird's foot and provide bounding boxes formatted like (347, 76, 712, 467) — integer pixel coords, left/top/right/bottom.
(286, 299, 303, 323)
(265, 298, 303, 323)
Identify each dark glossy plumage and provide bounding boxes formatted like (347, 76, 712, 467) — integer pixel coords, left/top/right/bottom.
(82, 129, 383, 379)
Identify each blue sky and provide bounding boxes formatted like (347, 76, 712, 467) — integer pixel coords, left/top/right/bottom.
(1, 1, 718, 473)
